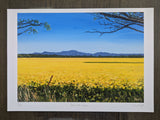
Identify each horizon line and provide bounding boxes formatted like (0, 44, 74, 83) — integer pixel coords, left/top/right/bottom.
(18, 49, 144, 54)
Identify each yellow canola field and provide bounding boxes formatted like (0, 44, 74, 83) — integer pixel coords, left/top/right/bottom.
(18, 58, 144, 89)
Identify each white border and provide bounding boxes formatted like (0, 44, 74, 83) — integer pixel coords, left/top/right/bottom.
(7, 8, 154, 112)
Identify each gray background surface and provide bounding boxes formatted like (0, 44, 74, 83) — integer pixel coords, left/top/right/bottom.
(0, 0, 159, 120)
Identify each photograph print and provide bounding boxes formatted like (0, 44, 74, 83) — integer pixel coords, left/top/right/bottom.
(17, 12, 144, 102)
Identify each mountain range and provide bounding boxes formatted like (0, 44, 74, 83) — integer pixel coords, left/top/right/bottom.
(31, 50, 144, 57)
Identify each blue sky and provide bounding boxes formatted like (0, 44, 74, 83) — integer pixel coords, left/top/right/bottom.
(18, 13, 144, 54)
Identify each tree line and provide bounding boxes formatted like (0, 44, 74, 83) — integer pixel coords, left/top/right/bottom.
(18, 54, 144, 58)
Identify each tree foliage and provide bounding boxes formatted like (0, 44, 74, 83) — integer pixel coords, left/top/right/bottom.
(18, 19, 51, 36)
(87, 12, 144, 36)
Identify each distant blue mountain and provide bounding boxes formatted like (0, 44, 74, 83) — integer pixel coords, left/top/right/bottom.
(32, 50, 144, 57)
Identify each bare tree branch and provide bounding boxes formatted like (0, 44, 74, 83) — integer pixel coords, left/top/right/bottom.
(18, 27, 33, 36)
(86, 22, 142, 36)
(18, 19, 51, 36)
(87, 12, 144, 35)
(18, 23, 43, 29)
(99, 13, 143, 24)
